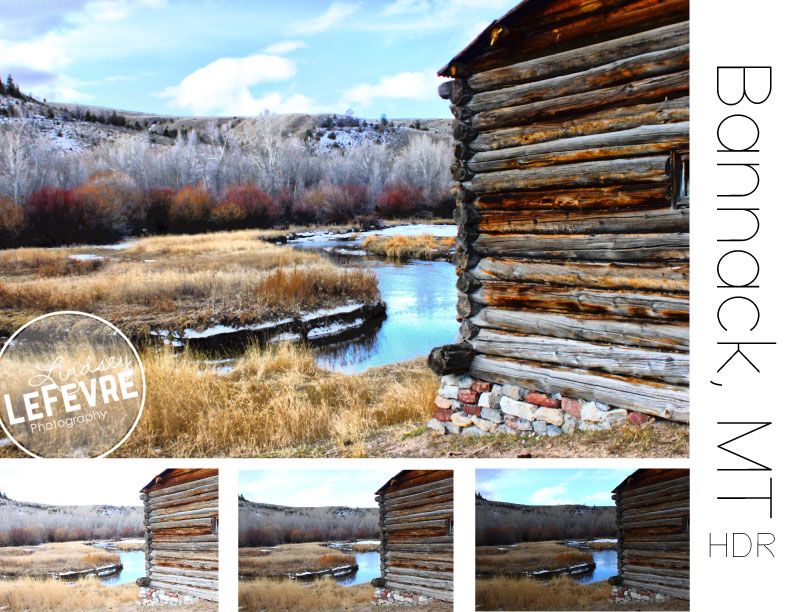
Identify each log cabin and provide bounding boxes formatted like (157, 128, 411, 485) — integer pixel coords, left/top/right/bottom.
(610, 468, 690, 604)
(429, 0, 690, 434)
(137, 468, 219, 605)
(372, 470, 454, 605)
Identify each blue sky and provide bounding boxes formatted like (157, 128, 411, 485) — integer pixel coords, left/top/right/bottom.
(239, 469, 398, 508)
(476, 469, 636, 507)
(0, 0, 518, 118)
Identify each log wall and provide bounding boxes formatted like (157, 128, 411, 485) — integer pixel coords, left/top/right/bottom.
(613, 469, 689, 600)
(141, 470, 219, 602)
(377, 470, 454, 602)
(438, 0, 690, 421)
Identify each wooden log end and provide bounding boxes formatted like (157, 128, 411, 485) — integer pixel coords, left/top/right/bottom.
(438, 81, 453, 100)
(427, 343, 475, 375)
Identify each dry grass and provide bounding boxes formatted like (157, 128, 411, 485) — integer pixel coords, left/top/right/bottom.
(105, 344, 438, 457)
(348, 541, 379, 552)
(239, 542, 357, 578)
(477, 541, 592, 577)
(587, 540, 618, 551)
(0, 230, 380, 337)
(0, 577, 137, 612)
(239, 576, 371, 612)
(476, 575, 611, 611)
(0, 542, 120, 577)
(360, 233, 454, 260)
(113, 540, 145, 552)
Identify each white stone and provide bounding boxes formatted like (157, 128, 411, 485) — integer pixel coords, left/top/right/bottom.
(581, 401, 604, 422)
(500, 396, 537, 420)
(478, 392, 491, 407)
(471, 415, 498, 433)
(534, 407, 564, 426)
(601, 409, 628, 428)
(451, 412, 472, 427)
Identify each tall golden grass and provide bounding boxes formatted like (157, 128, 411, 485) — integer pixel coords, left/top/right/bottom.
(0, 230, 380, 337)
(239, 542, 357, 578)
(476, 541, 593, 576)
(0, 542, 120, 577)
(0, 577, 137, 612)
(238, 576, 372, 612)
(476, 575, 611, 611)
(361, 233, 454, 260)
(116, 342, 437, 457)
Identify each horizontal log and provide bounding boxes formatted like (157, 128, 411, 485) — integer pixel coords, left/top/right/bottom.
(389, 559, 454, 571)
(471, 282, 688, 321)
(150, 572, 218, 589)
(476, 207, 689, 237)
(385, 566, 452, 580)
(149, 508, 217, 522)
(622, 571, 689, 588)
(469, 98, 688, 153)
(470, 308, 688, 351)
(150, 565, 218, 581)
(151, 550, 218, 561)
(384, 493, 454, 513)
(382, 580, 453, 602)
(621, 481, 690, 502)
(149, 491, 218, 512)
(385, 509, 454, 524)
(383, 518, 448, 531)
(153, 558, 218, 571)
(621, 578, 689, 599)
(152, 534, 218, 543)
(148, 486, 218, 508)
(151, 498, 219, 518)
(148, 581, 218, 602)
(473, 232, 689, 264)
(468, 122, 688, 173)
(466, 155, 668, 194)
(472, 71, 688, 131)
(471, 259, 688, 293)
(389, 501, 454, 519)
(150, 542, 218, 552)
(385, 543, 454, 553)
(624, 505, 690, 521)
(469, 45, 688, 114)
(148, 476, 218, 498)
(148, 517, 214, 529)
(382, 477, 454, 500)
(467, 22, 689, 92)
(386, 551, 453, 562)
(470, 354, 689, 421)
(471, 329, 688, 384)
(383, 571, 452, 590)
(619, 475, 690, 497)
(383, 483, 454, 505)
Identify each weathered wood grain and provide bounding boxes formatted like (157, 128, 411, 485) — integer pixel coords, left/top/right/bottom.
(470, 354, 689, 421)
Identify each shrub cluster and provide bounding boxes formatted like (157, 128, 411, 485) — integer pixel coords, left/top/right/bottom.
(0, 523, 143, 547)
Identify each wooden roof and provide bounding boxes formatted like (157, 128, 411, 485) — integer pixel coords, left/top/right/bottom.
(140, 468, 218, 493)
(376, 469, 453, 495)
(612, 468, 688, 493)
(438, 0, 552, 76)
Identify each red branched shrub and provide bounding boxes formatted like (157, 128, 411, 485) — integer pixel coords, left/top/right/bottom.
(375, 183, 422, 218)
(216, 186, 281, 228)
(0, 196, 24, 242)
(141, 187, 176, 234)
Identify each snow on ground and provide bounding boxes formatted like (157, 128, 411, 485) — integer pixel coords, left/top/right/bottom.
(362, 224, 456, 238)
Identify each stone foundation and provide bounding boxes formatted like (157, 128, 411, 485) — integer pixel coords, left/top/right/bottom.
(138, 587, 205, 606)
(610, 586, 678, 605)
(428, 374, 651, 437)
(373, 587, 435, 606)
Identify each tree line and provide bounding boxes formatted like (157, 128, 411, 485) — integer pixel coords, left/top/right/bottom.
(0, 113, 454, 247)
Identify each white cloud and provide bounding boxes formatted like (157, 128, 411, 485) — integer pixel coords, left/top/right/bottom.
(160, 54, 314, 116)
(341, 68, 444, 108)
(582, 491, 613, 505)
(264, 40, 307, 54)
(529, 486, 574, 506)
(382, 0, 430, 15)
(292, 2, 359, 34)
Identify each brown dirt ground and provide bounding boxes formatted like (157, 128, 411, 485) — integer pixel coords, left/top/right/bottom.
(274, 420, 689, 458)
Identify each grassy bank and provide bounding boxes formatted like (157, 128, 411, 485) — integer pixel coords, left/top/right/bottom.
(360, 233, 454, 260)
(477, 541, 592, 577)
(0, 542, 120, 578)
(0, 577, 137, 612)
(0, 229, 379, 338)
(239, 577, 372, 612)
(476, 575, 611, 611)
(239, 542, 357, 579)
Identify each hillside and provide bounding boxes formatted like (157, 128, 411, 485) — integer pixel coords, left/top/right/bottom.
(238, 497, 379, 546)
(475, 496, 616, 545)
(0, 494, 143, 545)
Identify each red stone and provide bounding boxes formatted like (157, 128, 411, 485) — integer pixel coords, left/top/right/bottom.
(434, 407, 454, 422)
(628, 411, 649, 425)
(471, 381, 492, 393)
(458, 388, 479, 403)
(462, 403, 481, 417)
(434, 395, 453, 409)
(524, 391, 561, 408)
(561, 397, 582, 418)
